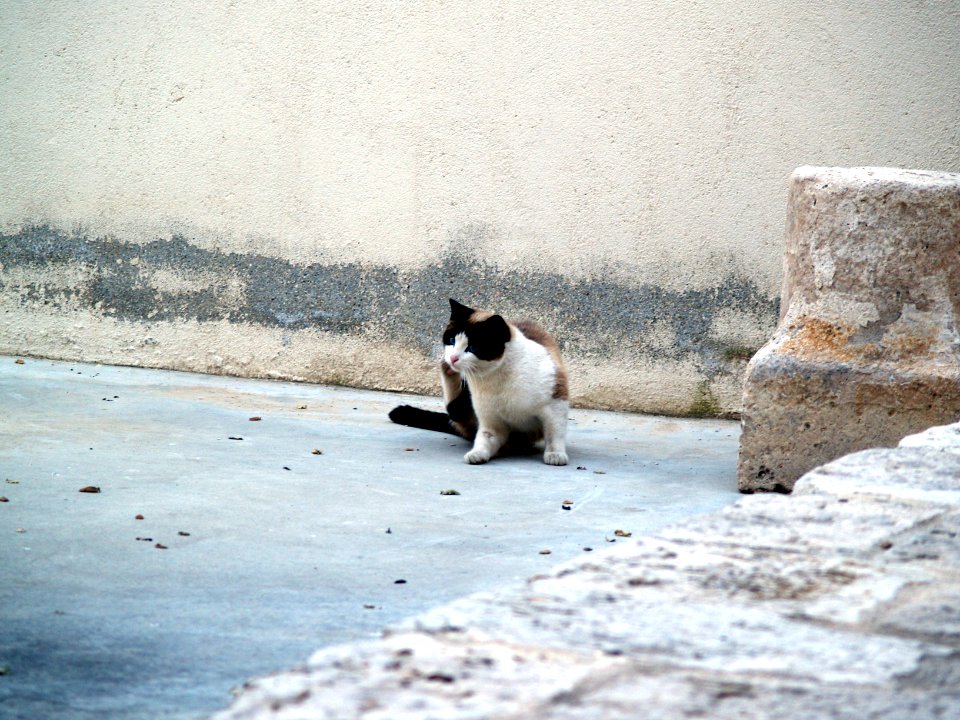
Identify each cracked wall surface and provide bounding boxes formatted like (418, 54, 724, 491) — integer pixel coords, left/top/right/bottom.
(3, 2, 959, 413)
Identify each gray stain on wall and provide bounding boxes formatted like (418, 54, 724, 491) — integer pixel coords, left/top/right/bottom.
(1, 225, 777, 379)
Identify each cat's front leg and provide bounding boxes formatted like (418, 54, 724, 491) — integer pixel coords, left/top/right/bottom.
(464, 425, 506, 465)
(439, 360, 461, 405)
(540, 400, 569, 466)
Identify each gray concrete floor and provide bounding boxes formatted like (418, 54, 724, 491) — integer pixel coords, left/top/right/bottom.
(0, 356, 741, 720)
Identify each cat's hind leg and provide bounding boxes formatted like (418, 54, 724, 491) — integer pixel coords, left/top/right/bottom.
(540, 400, 569, 466)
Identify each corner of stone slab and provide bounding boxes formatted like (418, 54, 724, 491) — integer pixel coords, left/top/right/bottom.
(736, 338, 796, 494)
(736, 462, 794, 495)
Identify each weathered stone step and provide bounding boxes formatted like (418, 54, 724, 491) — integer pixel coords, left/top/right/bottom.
(738, 166, 960, 493)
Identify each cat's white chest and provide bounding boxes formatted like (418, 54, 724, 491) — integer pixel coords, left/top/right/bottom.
(470, 338, 556, 429)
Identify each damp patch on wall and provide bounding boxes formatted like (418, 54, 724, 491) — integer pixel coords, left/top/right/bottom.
(1, 225, 778, 411)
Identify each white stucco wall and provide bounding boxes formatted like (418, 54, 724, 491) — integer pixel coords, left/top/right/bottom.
(2, 1, 958, 414)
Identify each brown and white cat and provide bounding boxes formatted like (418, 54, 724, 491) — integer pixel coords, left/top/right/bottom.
(389, 299, 569, 465)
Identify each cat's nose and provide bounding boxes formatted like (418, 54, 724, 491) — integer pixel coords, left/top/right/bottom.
(450, 354, 460, 365)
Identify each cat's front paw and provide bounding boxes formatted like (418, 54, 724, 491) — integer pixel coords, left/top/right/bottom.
(464, 449, 491, 465)
(543, 451, 568, 466)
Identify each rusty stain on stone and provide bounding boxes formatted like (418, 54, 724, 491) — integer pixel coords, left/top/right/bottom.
(778, 316, 940, 366)
(778, 317, 858, 361)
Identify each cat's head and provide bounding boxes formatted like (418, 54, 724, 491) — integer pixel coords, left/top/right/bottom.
(443, 299, 512, 375)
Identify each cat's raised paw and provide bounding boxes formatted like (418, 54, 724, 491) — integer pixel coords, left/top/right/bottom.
(543, 451, 568, 466)
(464, 449, 491, 465)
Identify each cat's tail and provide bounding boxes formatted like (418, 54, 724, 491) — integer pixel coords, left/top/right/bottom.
(388, 405, 462, 437)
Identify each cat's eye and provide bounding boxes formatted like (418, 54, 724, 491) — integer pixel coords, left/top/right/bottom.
(446, 337, 456, 345)
(466, 345, 476, 354)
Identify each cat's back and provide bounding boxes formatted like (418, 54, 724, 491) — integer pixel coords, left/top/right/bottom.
(513, 321, 564, 366)
(509, 320, 569, 402)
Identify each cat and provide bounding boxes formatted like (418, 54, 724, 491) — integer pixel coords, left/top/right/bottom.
(389, 299, 569, 466)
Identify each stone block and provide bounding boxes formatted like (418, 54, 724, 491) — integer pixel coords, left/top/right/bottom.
(794, 447, 960, 505)
(738, 166, 960, 492)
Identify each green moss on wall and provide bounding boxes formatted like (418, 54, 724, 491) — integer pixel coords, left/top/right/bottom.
(687, 381, 722, 418)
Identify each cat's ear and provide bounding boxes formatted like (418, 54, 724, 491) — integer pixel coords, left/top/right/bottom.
(449, 299, 474, 320)
(483, 314, 512, 345)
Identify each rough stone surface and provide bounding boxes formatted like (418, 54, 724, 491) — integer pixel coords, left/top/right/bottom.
(738, 166, 960, 492)
(210, 422, 960, 720)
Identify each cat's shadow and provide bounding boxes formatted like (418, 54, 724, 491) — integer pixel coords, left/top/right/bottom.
(431, 434, 550, 462)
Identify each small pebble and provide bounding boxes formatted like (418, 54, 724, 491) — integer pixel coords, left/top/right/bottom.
(135, 514, 144, 520)
(178, 531, 190, 537)
(249, 416, 262, 422)
(155, 543, 168, 550)
(311, 449, 323, 455)
(394, 579, 407, 584)
(539, 549, 552, 555)
(78, 486, 101, 494)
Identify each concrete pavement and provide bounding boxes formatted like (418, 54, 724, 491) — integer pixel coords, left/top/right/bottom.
(0, 356, 739, 719)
